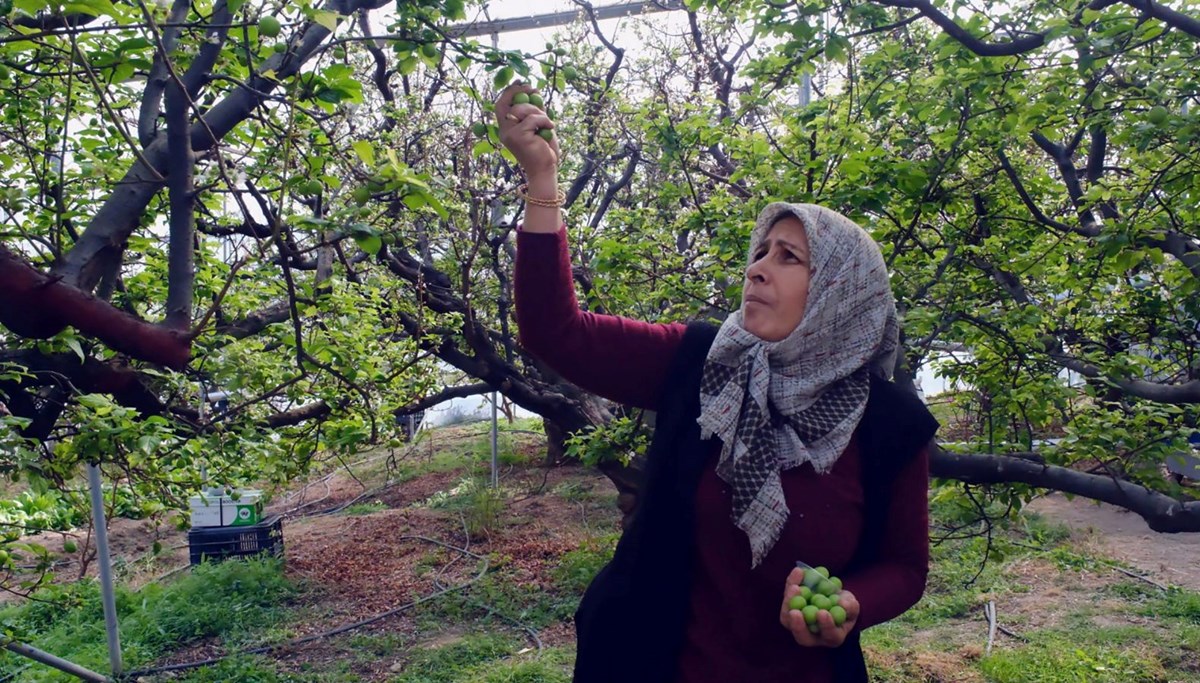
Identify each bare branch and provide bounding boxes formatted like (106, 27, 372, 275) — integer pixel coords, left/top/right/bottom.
(395, 383, 493, 416)
(264, 401, 331, 428)
(164, 43, 196, 329)
(996, 149, 1091, 235)
(138, 0, 192, 145)
(873, 0, 1047, 56)
(0, 244, 190, 368)
(932, 446, 1200, 533)
(212, 302, 291, 339)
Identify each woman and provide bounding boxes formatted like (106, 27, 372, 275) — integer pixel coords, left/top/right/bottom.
(498, 84, 938, 683)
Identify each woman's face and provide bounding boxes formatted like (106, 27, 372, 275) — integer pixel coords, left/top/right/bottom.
(742, 216, 812, 342)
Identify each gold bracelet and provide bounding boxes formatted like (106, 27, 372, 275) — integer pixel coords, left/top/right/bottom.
(516, 183, 566, 208)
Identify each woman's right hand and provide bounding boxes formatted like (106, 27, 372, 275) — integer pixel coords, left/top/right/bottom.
(495, 83, 561, 178)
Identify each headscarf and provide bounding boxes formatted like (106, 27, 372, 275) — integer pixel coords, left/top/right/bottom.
(696, 203, 899, 568)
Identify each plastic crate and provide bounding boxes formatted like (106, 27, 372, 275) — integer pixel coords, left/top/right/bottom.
(188, 515, 283, 565)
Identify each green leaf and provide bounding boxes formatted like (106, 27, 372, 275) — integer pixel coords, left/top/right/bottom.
(493, 66, 514, 89)
(66, 339, 84, 362)
(315, 88, 343, 103)
(826, 34, 850, 63)
(472, 138, 495, 156)
(313, 10, 339, 32)
(353, 233, 382, 256)
(76, 394, 111, 410)
(351, 140, 374, 166)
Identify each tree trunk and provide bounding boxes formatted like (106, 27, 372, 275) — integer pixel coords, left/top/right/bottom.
(543, 418, 569, 467)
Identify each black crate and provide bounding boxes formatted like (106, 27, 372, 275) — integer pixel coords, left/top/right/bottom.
(188, 515, 283, 565)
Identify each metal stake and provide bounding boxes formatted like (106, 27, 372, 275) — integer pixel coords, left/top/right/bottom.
(491, 391, 499, 488)
(87, 463, 122, 676)
(3, 642, 109, 682)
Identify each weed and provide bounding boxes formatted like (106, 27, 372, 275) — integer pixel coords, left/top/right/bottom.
(551, 535, 618, 595)
(342, 500, 388, 516)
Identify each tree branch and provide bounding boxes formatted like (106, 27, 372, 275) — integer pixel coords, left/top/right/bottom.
(53, 0, 390, 293)
(138, 0, 191, 145)
(996, 149, 1094, 235)
(873, 0, 1047, 56)
(213, 302, 292, 339)
(395, 383, 492, 416)
(932, 446, 1200, 533)
(164, 43, 196, 329)
(0, 244, 190, 369)
(264, 401, 331, 428)
(1116, 0, 1200, 39)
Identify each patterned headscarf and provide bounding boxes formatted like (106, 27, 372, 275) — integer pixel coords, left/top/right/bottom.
(696, 203, 899, 568)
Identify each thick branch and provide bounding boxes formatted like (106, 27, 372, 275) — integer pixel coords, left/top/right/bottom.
(0, 245, 190, 369)
(0, 350, 169, 421)
(164, 59, 196, 329)
(10, 12, 98, 31)
(264, 401, 331, 428)
(1115, 0, 1200, 39)
(874, 0, 1047, 56)
(1046, 345, 1200, 403)
(395, 383, 492, 416)
(996, 149, 1084, 234)
(138, 0, 192, 145)
(932, 446, 1200, 532)
(876, 0, 1200, 56)
(179, 0, 232, 99)
(213, 302, 291, 339)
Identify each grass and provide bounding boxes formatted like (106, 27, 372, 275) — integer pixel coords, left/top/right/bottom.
(979, 629, 1168, 682)
(342, 500, 389, 516)
(0, 558, 295, 681)
(550, 534, 618, 595)
(387, 631, 571, 683)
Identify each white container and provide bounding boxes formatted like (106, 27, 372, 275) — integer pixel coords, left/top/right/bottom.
(189, 490, 227, 528)
(189, 489, 264, 527)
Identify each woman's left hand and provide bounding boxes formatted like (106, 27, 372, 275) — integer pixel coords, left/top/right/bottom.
(779, 566, 860, 647)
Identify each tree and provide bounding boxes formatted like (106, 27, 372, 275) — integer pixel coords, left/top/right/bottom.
(0, 0, 1197, 602)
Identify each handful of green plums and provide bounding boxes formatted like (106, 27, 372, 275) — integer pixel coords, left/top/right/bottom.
(788, 562, 847, 633)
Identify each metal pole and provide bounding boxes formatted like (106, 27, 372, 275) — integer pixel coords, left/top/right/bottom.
(87, 463, 123, 676)
(490, 391, 499, 488)
(4, 642, 110, 682)
(198, 383, 208, 487)
(800, 72, 811, 107)
(446, 0, 684, 39)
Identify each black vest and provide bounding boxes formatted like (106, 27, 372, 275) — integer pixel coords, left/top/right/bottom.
(572, 323, 939, 683)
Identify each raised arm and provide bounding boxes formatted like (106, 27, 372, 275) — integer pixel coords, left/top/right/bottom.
(514, 227, 684, 409)
(496, 84, 685, 409)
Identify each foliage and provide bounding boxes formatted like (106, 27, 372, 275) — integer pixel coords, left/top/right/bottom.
(563, 416, 651, 468)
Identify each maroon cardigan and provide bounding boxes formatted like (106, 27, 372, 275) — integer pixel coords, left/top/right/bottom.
(516, 227, 931, 682)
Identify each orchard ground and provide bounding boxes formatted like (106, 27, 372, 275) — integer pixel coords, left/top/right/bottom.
(1, 418, 1197, 682)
